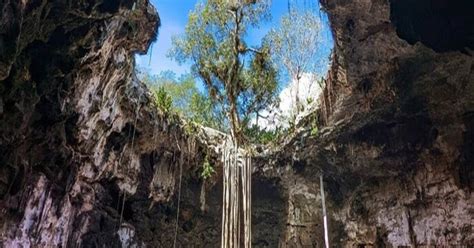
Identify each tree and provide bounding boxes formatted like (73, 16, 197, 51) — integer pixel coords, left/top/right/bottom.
(265, 10, 324, 119)
(188, 90, 224, 130)
(169, 0, 277, 145)
(169, 2, 277, 247)
(140, 70, 224, 129)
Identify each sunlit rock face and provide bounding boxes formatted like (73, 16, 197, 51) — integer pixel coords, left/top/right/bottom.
(0, 0, 472, 247)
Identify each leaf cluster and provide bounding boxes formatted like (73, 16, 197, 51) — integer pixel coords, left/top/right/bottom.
(153, 86, 172, 113)
(141, 70, 224, 130)
(201, 156, 215, 180)
(169, 0, 277, 143)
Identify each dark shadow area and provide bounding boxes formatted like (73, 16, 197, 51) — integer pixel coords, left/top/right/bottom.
(459, 111, 474, 190)
(252, 177, 286, 247)
(390, 0, 474, 53)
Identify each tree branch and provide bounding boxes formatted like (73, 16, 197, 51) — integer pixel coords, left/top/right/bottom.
(245, 47, 263, 54)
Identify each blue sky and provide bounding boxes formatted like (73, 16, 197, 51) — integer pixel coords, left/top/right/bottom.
(136, 0, 334, 86)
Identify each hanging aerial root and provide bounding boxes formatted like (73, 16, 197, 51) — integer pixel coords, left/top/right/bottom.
(221, 138, 252, 248)
(320, 174, 329, 248)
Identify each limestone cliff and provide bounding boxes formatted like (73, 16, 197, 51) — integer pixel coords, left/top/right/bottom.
(259, 0, 474, 246)
(0, 0, 190, 246)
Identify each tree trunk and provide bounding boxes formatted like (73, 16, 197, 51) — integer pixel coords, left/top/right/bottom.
(229, 101, 242, 145)
(295, 76, 301, 115)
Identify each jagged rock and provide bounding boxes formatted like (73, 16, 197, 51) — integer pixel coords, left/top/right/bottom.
(0, 0, 190, 246)
(257, 0, 474, 246)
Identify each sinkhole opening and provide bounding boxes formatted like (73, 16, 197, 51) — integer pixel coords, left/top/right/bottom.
(131, 0, 335, 246)
(136, 0, 335, 143)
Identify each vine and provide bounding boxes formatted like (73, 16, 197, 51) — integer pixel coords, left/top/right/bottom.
(220, 138, 252, 248)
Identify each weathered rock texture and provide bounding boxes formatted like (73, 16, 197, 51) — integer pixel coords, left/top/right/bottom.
(0, 1, 286, 247)
(258, 0, 474, 246)
(0, 0, 472, 247)
(0, 0, 197, 246)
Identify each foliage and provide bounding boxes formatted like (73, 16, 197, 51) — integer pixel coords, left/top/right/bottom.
(154, 86, 173, 113)
(310, 124, 318, 136)
(244, 124, 282, 145)
(265, 10, 325, 119)
(265, 10, 324, 81)
(141, 70, 224, 129)
(310, 114, 319, 137)
(200, 156, 215, 180)
(169, 0, 278, 144)
(188, 91, 225, 130)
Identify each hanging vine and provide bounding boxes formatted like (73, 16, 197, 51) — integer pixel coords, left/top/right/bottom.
(220, 138, 252, 248)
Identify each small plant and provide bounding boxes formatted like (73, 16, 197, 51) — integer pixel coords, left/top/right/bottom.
(310, 115, 319, 137)
(154, 86, 173, 113)
(244, 124, 281, 145)
(288, 118, 296, 133)
(201, 156, 215, 180)
(310, 125, 318, 136)
(183, 121, 197, 136)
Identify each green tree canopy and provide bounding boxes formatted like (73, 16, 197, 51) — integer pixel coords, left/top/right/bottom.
(141, 70, 224, 129)
(169, 0, 278, 144)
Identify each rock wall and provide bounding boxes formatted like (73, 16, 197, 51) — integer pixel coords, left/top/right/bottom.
(0, 0, 194, 246)
(262, 0, 473, 246)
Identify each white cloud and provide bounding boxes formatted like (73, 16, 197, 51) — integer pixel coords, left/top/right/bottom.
(253, 73, 322, 130)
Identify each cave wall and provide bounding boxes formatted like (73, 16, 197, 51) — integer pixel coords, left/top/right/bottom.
(266, 0, 474, 246)
(0, 0, 196, 246)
